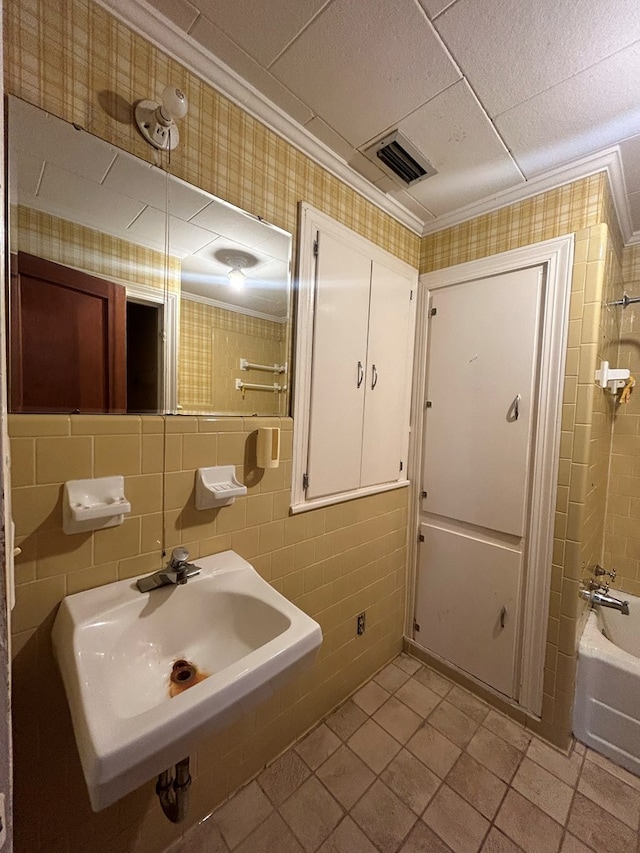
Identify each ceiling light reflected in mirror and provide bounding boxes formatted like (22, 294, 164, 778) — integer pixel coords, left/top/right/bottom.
(8, 95, 293, 417)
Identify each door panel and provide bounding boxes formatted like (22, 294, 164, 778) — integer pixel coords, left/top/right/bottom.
(422, 267, 542, 537)
(416, 265, 543, 700)
(361, 260, 414, 487)
(306, 231, 371, 499)
(416, 523, 521, 697)
(11, 252, 126, 413)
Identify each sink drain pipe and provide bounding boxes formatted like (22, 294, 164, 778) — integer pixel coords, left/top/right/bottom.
(156, 756, 191, 823)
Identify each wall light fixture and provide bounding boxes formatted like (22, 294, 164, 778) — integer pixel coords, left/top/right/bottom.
(134, 85, 188, 151)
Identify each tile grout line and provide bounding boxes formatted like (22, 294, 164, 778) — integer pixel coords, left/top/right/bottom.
(178, 654, 638, 853)
(557, 746, 588, 852)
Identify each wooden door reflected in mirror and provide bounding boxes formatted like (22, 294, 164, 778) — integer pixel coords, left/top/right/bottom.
(7, 95, 293, 416)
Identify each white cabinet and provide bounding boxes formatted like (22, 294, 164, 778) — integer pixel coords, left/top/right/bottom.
(292, 204, 417, 512)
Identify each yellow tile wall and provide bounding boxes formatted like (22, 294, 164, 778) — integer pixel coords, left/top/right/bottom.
(5, 0, 633, 850)
(10, 414, 407, 852)
(604, 242, 640, 594)
(178, 299, 287, 415)
(5, 0, 418, 850)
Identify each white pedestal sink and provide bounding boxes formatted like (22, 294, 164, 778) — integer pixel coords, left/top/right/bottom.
(52, 550, 323, 810)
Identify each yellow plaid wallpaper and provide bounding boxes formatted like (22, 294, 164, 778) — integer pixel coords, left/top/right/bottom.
(5, 0, 420, 268)
(14, 204, 177, 291)
(5, 1, 414, 850)
(3, 0, 635, 851)
(420, 174, 607, 273)
(179, 298, 287, 414)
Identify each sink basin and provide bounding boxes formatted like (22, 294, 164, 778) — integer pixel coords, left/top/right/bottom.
(52, 550, 322, 810)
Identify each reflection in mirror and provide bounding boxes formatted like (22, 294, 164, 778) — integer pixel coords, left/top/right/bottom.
(7, 95, 293, 416)
(170, 181, 291, 416)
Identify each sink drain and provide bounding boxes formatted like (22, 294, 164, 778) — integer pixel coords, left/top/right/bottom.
(169, 659, 209, 697)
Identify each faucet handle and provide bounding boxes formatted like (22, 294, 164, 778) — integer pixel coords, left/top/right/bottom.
(168, 547, 189, 568)
(594, 565, 616, 581)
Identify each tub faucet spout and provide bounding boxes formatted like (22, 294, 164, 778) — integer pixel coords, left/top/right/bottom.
(580, 587, 630, 615)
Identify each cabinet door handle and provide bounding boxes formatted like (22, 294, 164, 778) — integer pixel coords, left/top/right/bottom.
(514, 394, 521, 421)
(371, 364, 378, 390)
(357, 360, 364, 388)
(500, 606, 507, 629)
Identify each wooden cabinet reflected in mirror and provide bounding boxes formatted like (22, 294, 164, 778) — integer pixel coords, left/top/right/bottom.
(7, 95, 293, 416)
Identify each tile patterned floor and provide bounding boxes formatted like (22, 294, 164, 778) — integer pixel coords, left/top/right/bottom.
(170, 654, 640, 853)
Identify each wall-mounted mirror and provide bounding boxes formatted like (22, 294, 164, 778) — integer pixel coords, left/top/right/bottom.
(7, 95, 293, 416)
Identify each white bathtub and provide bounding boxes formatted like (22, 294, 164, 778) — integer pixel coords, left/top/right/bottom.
(574, 589, 640, 776)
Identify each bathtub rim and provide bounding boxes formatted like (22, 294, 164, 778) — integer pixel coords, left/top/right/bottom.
(579, 611, 640, 674)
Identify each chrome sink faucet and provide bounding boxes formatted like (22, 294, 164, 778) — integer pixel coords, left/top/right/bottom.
(136, 547, 200, 593)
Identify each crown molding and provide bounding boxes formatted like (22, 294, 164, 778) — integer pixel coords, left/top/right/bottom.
(181, 291, 287, 324)
(96, 0, 638, 248)
(420, 147, 635, 244)
(95, 0, 424, 236)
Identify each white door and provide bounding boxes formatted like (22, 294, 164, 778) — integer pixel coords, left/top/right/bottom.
(360, 260, 414, 487)
(415, 266, 543, 698)
(306, 229, 371, 499)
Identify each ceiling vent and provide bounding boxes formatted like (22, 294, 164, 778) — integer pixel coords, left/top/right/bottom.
(363, 130, 437, 188)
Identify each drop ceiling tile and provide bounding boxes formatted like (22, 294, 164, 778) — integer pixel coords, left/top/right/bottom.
(389, 189, 435, 221)
(9, 97, 116, 182)
(620, 135, 640, 193)
(189, 14, 314, 125)
(348, 151, 387, 183)
(252, 229, 292, 262)
(409, 155, 523, 216)
(434, 0, 640, 117)
(190, 199, 273, 246)
(36, 162, 145, 235)
(252, 257, 289, 285)
(399, 80, 513, 174)
(304, 116, 355, 162)
(129, 208, 214, 256)
(496, 41, 640, 178)
(304, 117, 387, 181)
(144, 0, 199, 32)
(124, 207, 167, 253)
(192, 235, 258, 264)
(168, 214, 219, 256)
(192, 0, 329, 66)
(417, 0, 457, 20)
(271, 0, 460, 148)
(373, 175, 400, 194)
(388, 79, 522, 215)
(105, 156, 211, 220)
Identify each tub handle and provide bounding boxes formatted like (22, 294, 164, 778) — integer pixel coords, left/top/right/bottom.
(499, 606, 506, 629)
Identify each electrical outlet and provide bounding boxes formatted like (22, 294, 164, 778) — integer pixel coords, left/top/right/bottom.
(356, 612, 366, 636)
(0, 792, 6, 849)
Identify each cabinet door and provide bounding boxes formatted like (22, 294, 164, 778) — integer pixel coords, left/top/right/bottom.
(360, 259, 415, 488)
(415, 522, 521, 697)
(422, 267, 542, 536)
(306, 230, 372, 499)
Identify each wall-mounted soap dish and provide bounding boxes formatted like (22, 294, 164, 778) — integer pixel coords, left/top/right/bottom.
(195, 466, 247, 509)
(63, 476, 131, 535)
